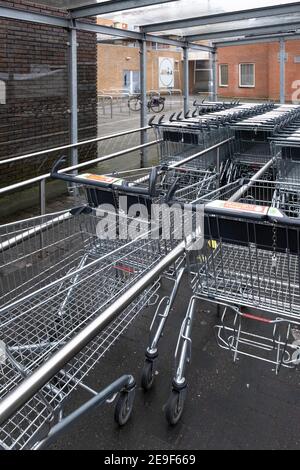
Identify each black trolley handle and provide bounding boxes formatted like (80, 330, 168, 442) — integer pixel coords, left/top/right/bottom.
(268, 212, 300, 228)
(51, 156, 160, 197)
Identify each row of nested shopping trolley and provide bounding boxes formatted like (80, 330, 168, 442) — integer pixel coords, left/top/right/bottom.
(1, 101, 300, 448)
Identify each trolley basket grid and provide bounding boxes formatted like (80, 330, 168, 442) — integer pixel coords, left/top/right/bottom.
(0, 207, 183, 449)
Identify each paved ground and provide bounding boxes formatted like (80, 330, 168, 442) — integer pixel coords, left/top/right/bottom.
(48, 276, 300, 450)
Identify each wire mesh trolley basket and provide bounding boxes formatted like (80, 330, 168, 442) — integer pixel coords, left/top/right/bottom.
(0, 207, 186, 449)
(163, 186, 300, 425)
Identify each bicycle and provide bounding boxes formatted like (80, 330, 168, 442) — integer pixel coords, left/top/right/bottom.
(128, 92, 165, 113)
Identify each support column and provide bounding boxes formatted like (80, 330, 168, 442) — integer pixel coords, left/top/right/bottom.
(279, 39, 286, 104)
(140, 38, 147, 167)
(183, 46, 189, 115)
(69, 26, 78, 169)
(210, 49, 217, 102)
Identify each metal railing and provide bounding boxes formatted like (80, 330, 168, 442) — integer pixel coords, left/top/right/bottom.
(0, 135, 233, 218)
(0, 127, 155, 217)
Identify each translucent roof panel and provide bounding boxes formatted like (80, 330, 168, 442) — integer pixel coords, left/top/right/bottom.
(23, 0, 300, 41)
(24, 0, 300, 16)
(160, 14, 300, 39)
(100, 0, 300, 27)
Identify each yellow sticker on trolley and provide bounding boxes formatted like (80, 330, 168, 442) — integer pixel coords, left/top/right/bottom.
(207, 200, 269, 215)
(79, 173, 124, 185)
(223, 202, 269, 214)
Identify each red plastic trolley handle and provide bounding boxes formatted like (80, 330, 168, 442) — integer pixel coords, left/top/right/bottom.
(242, 313, 272, 324)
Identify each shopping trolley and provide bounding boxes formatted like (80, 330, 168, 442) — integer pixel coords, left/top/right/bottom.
(231, 104, 300, 134)
(150, 103, 273, 167)
(193, 99, 239, 114)
(163, 175, 300, 424)
(51, 157, 220, 210)
(0, 206, 187, 448)
(220, 142, 279, 185)
(149, 114, 234, 165)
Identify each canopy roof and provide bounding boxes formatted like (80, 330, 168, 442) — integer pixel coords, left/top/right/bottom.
(23, 1, 300, 43)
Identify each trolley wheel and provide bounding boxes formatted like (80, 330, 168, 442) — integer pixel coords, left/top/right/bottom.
(141, 359, 155, 391)
(114, 389, 135, 426)
(165, 388, 187, 426)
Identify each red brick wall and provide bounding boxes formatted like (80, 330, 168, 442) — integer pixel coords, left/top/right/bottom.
(267, 43, 279, 101)
(285, 41, 300, 102)
(217, 40, 300, 102)
(217, 43, 270, 100)
(0, 0, 97, 186)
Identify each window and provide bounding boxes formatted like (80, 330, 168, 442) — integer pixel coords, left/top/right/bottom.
(219, 64, 228, 87)
(194, 60, 211, 93)
(239, 63, 255, 88)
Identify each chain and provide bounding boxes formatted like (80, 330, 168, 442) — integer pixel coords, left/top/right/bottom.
(272, 222, 277, 269)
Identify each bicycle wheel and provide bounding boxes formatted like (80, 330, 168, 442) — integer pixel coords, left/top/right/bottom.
(150, 97, 165, 114)
(128, 97, 141, 112)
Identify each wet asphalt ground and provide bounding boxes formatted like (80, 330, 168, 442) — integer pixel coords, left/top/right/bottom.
(49, 276, 300, 450)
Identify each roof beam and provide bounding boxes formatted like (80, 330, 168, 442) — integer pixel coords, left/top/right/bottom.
(214, 33, 300, 47)
(76, 21, 213, 51)
(185, 21, 300, 41)
(95, 37, 211, 52)
(0, 4, 212, 52)
(142, 2, 300, 33)
(0, 5, 69, 28)
(70, 0, 178, 19)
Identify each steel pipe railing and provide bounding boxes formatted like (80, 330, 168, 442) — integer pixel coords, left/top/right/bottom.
(0, 126, 151, 167)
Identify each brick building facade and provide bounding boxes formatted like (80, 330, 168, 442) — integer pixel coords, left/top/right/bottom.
(0, 0, 97, 187)
(217, 40, 300, 102)
(97, 43, 184, 94)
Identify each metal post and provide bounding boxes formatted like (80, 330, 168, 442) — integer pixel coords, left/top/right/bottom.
(183, 46, 189, 115)
(39, 179, 46, 215)
(279, 39, 286, 104)
(216, 147, 220, 188)
(69, 26, 78, 170)
(140, 38, 148, 167)
(210, 49, 217, 102)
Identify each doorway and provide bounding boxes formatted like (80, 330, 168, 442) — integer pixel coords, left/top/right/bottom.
(123, 70, 140, 94)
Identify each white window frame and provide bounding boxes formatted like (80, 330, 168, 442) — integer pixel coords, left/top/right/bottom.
(239, 63, 255, 88)
(194, 60, 211, 85)
(219, 64, 228, 87)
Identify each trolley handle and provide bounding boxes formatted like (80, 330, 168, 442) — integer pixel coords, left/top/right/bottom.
(164, 178, 180, 203)
(51, 156, 160, 197)
(268, 213, 300, 228)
